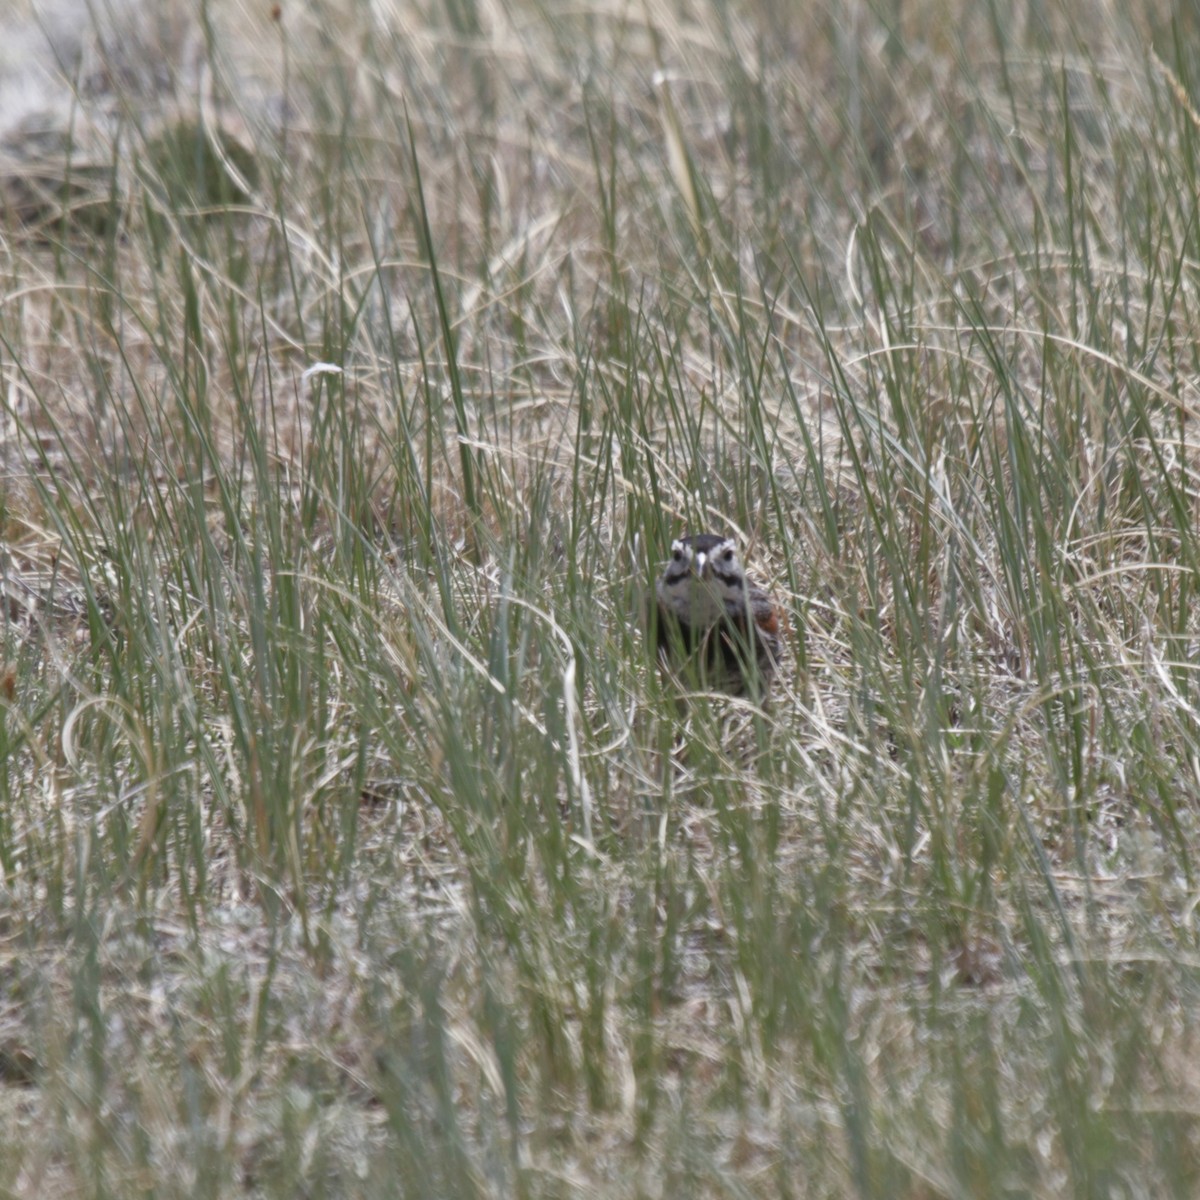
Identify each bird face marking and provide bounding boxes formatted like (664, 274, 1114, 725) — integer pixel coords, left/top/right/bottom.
(657, 534, 746, 627)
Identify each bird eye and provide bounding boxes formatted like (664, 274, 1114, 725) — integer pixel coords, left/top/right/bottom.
(721, 548, 734, 562)
(671, 547, 683, 561)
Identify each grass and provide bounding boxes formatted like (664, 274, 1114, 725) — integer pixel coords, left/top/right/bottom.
(1, 0, 1200, 1194)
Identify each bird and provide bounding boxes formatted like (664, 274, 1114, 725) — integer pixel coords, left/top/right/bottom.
(654, 532, 785, 700)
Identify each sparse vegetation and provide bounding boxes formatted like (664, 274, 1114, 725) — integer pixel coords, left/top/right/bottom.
(2, 0, 1200, 1194)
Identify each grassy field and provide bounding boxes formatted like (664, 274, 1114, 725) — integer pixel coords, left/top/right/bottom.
(2, 0, 1200, 1194)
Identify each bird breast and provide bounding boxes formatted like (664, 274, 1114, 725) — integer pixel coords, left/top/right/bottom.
(656, 576, 731, 629)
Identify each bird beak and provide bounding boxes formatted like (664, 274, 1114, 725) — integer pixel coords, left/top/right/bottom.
(694, 552, 711, 580)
